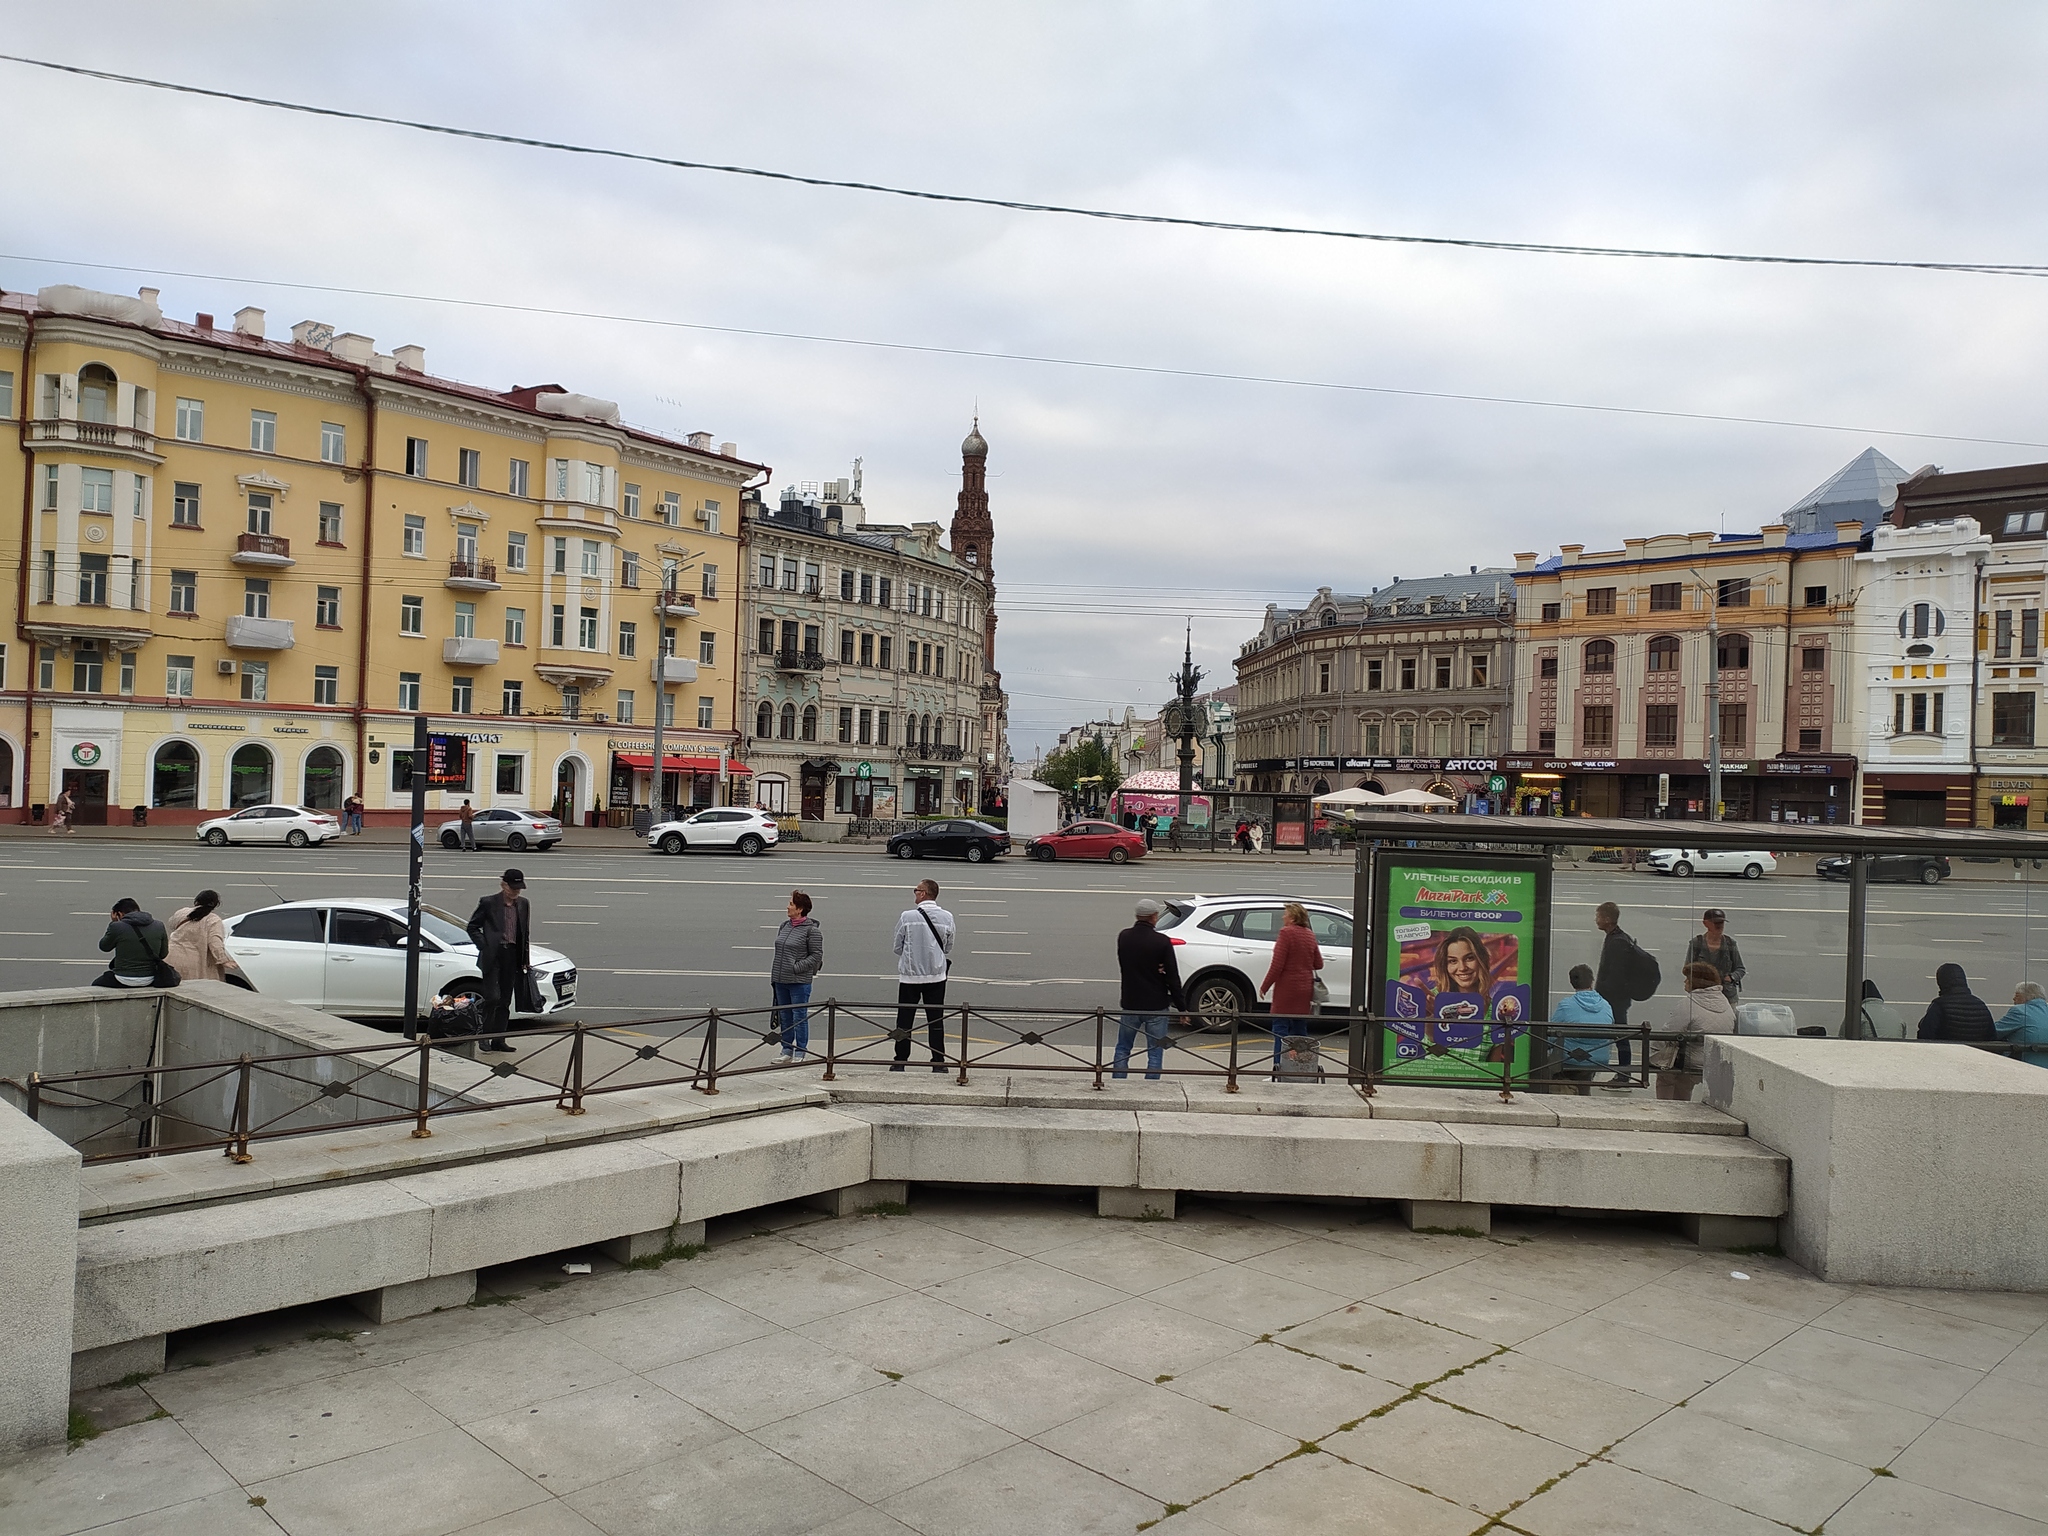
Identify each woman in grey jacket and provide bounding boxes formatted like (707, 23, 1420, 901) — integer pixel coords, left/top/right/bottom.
(772, 890, 825, 1061)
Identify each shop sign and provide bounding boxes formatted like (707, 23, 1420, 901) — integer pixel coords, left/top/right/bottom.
(1997, 794, 2032, 808)
(188, 722, 246, 732)
(426, 734, 470, 787)
(271, 726, 309, 735)
(70, 742, 101, 766)
(1988, 779, 2036, 790)
(1487, 774, 1508, 794)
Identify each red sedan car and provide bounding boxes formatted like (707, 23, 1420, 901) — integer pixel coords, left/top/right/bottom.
(1026, 820, 1148, 864)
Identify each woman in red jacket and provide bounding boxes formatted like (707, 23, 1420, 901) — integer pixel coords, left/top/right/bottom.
(1260, 902, 1324, 1072)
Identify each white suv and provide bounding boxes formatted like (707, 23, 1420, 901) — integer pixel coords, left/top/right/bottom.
(647, 807, 780, 856)
(1647, 848, 1777, 879)
(1155, 894, 1355, 1025)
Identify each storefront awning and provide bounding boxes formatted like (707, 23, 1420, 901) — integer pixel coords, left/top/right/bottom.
(612, 753, 752, 775)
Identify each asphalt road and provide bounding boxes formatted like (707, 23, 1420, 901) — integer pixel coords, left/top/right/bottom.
(6, 838, 2047, 1035)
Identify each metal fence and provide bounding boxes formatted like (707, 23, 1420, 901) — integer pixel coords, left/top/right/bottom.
(13, 1005, 2034, 1166)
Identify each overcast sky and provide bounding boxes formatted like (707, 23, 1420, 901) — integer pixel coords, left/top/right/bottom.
(7, 3, 2048, 751)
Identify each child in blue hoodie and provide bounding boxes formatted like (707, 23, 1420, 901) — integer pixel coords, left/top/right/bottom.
(1550, 964, 1614, 1092)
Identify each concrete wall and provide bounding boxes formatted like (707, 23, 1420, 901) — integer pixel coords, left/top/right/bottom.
(1706, 1036, 2048, 1288)
(0, 1099, 79, 1450)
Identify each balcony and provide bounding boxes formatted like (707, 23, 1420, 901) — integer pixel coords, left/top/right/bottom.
(232, 532, 294, 567)
(775, 649, 826, 672)
(652, 655, 700, 684)
(905, 743, 966, 763)
(443, 636, 501, 667)
(446, 557, 501, 591)
(224, 615, 295, 650)
(27, 419, 161, 463)
(656, 592, 698, 618)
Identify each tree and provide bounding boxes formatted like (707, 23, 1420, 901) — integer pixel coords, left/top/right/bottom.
(1040, 738, 1123, 811)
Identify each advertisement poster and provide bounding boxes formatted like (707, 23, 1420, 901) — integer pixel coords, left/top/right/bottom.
(1369, 853, 1549, 1084)
(427, 734, 469, 788)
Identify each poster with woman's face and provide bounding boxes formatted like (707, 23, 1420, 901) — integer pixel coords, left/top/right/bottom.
(1379, 861, 1539, 1079)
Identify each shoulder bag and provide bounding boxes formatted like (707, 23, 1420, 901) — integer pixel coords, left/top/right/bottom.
(917, 907, 951, 976)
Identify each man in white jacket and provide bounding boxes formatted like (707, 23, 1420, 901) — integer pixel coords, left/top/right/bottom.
(891, 878, 955, 1072)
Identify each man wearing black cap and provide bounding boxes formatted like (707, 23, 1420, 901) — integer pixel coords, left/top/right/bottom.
(466, 868, 530, 1052)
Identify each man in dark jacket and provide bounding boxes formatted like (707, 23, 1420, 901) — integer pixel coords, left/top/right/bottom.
(1593, 901, 1642, 1085)
(465, 868, 530, 1052)
(1114, 898, 1186, 1080)
(1918, 963, 1997, 1042)
(94, 898, 174, 989)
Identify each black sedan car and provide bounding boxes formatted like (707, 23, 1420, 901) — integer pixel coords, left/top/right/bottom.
(1817, 853, 1951, 885)
(886, 819, 1012, 863)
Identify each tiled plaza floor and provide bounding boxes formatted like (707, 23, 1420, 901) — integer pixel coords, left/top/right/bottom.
(8, 1193, 2048, 1536)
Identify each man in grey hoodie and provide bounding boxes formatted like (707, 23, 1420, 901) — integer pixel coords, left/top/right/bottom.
(891, 878, 955, 1072)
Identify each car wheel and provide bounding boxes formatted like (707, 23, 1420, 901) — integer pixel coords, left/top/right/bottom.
(660, 832, 684, 855)
(965, 844, 986, 863)
(1742, 863, 1762, 880)
(505, 832, 527, 852)
(1921, 864, 1942, 885)
(895, 843, 917, 859)
(205, 828, 228, 847)
(1107, 847, 1130, 865)
(1032, 845, 1056, 862)
(440, 830, 461, 849)
(1672, 861, 1694, 878)
(286, 829, 309, 848)
(737, 834, 765, 857)
(1188, 972, 1250, 1029)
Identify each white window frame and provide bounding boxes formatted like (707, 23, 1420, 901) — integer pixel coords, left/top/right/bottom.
(403, 515, 426, 557)
(175, 397, 204, 442)
(320, 422, 346, 463)
(250, 410, 277, 454)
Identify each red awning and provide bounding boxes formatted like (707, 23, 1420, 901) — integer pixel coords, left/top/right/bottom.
(612, 753, 752, 775)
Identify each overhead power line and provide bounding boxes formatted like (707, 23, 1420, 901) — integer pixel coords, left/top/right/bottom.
(5, 53, 2048, 280)
(5, 252, 2045, 451)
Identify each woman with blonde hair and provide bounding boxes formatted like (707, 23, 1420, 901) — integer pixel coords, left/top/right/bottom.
(1652, 960, 1735, 1099)
(1259, 902, 1323, 1074)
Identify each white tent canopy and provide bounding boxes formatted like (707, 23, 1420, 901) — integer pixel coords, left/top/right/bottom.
(1373, 787, 1457, 808)
(1312, 786, 1386, 809)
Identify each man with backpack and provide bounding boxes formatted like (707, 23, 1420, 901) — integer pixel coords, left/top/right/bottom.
(1594, 900, 1659, 1087)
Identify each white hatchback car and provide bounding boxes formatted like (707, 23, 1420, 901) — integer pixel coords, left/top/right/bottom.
(1647, 848, 1778, 880)
(1155, 894, 1355, 1025)
(222, 898, 578, 1023)
(647, 807, 779, 856)
(197, 805, 342, 848)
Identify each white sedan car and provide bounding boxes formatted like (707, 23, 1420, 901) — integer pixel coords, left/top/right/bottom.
(1155, 893, 1355, 1025)
(198, 805, 342, 848)
(647, 807, 779, 856)
(222, 898, 578, 1023)
(1647, 848, 1778, 880)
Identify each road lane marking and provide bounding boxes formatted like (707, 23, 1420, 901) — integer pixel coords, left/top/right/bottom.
(972, 950, 1032, 955)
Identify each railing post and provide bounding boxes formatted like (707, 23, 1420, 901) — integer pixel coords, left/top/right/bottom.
(1226, 1014, 1241, 1093)
(1637, 1022, 1651, 1092)
(821, 1000, 838, 1081)
(563, 1023, 586, 1115)
(702, 1007, 721, 1094)
(955, 1004, 971, 1085)
(411, 1035, 433, 1138)
(229, 1053, 255, 1162)
(24, 1071, 39, 1123)
(1093, 1007, 1105, 1090)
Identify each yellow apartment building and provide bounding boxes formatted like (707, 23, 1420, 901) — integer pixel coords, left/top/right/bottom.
(0, 283, 759, 826)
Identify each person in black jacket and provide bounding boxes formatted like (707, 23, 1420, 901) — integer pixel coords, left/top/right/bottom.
(94, 898, 174, 989)
(1918, 963, 1997, 1043)
(1593, 901, 1640, 1085)
(465, 868, 531, 1052)
(1114, 898, 1187, 1080)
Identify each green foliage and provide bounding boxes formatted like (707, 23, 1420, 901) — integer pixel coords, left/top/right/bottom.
(66, 1407, 100, 1446)
(1038, 738, 1124, 803)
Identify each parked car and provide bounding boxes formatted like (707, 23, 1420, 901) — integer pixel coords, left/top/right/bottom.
(1026, 820, 1147, 864)
(1154, 894, 1354, 1024)
(436, 808, 563, 852)
(886, 820, 1011, 863)
(647, 806, 779, 856)
(1647, 848, 1777, 880)
(1816, 853, 1951, 885)
(197, 805, 341, 848)
(222, 898, 578, 1022)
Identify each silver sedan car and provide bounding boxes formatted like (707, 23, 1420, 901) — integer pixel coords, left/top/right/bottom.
(435, 807, 563, 852)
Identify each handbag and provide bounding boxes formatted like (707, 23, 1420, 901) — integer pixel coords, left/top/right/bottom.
(1312, 973, 1331, 1007)
(515, 968, 547, 1014)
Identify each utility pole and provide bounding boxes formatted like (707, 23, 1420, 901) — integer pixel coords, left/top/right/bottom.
(649, 573, 670, 825)
(402, 712, 428, 1029)
(1170, 624, 1204, 830)
(1691, 567, 1722, 823)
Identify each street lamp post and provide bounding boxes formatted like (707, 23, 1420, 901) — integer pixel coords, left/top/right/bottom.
(1170, 624, 1204, 832)
(1689, 567, 1723, 823)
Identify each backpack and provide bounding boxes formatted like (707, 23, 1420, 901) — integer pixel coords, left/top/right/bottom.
(1622, 931, 1661, 1001)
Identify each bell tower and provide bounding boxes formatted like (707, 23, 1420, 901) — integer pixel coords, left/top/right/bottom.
(951, 417, 996, 666)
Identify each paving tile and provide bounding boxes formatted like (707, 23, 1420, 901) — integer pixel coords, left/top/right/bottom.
(1426, 1350, 1668, 1453)
(248, 1425, 547, 1536)
(447, 1505, 608, 1536)
(512, 1263, 700, 1325)
(174, 1364, 451, 1483)
(1813, 1293, 2032, 1371)
(909, 1199, 1099, 1256)
(1825, 1475, 2048, 1535)
(391, 1330, 630, 1425)
(1860, 1285, 2048, 1335)
(143, 1338, 368, 1415)
(1035, 1227, 1229, 1293)
(1193, 1447, 1480, 1536)
(1891, 1419, 2048, 1522)
(1647, 1253, 1850, 1323)
(1753, 1321, 1984, 1416)
(1145, 1208, 1307, 1262)
(1035, 1297, 1254, 1382)
(794, 1291, 1011, 1375)
(1144, 1264, 1349, 1334)
(1949, 1369, 2048, 1451)
(1509, 1456, 1791, 1536)
(1584, 1284, 1804, 1360)
(1607, 1404, 1873, 1528)
(808, 1512, 920, 1536)
(341, 1302, 549, 1371)
(1333, 1393, 1583, 1516)
(565, 1433, 864, 1536)
(1517, 1315, 1742, 1403)
(646, 1331, 886, 1433)
(1280, 1303, 1496, 1387)
(553, 1286, 780, 1370)
(921, 1257, 1126, 1332)
(464, 1376, 734, 1495)
(753, 1381, 1017, 1502)
(1369, 1271, 1581, 1346)
(86, 1486, 297, 1536)
(1240, 1238, 1440, 1300)
(697, 1248, 910, 1326)
(1034, 1385, 1296, 1505)
(879, 1439, 1161, 1536)
(0, 1416, 235, 1536)
(1687, 1362, 1932, 1465)
(786, 1214, 1017, 1286)
(906, 1336, 1150, 1437)
(1162, 1339, 1407, 1440)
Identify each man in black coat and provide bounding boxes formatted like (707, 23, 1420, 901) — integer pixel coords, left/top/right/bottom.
(1918, 963, 1997, 1042)
(1593, 900, 1640, 1085)
(466, 868, 530, 1052)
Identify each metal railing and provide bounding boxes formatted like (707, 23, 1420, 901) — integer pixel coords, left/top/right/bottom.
(447, 557, 498, 583)
(235, 531, 291, 559)
(15, 1006, 2023, 1167)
